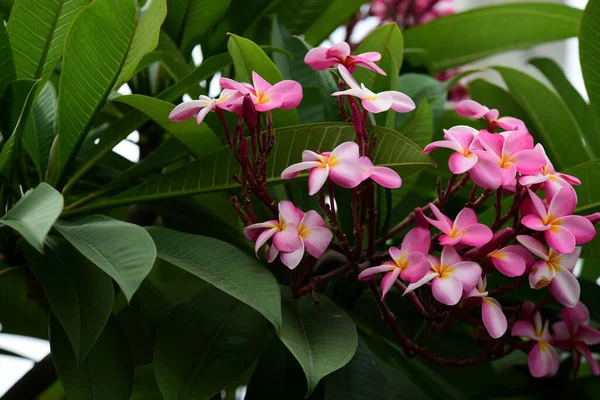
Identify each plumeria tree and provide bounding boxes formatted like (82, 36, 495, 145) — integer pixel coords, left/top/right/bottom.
(1, 0, 600, 399)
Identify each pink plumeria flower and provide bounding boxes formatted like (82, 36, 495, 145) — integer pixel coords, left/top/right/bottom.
(424, 204, 493, 247)
(472, 131, 546, 187)
(467, 277, 507, 339)
(359, 210, 431, 300)
(220, 72, 302, 112)
(332, 65, 415, 114)
(281, 142, 363, 195)
(488, 244, 535, 277)
(516, 235, 581, 308)
(456, 100, 527, 131)
(519, 144, 581, 201)
(268, 207, 333, 270)
(304, 42, 386, 75)
(404, 245, 482, 306)
(521, 188, 596, 254)
(359, 156, 402, 188)
(169, 89, 243, 125)
(553, 302, 600, 376)
(511, 308, 559, 378)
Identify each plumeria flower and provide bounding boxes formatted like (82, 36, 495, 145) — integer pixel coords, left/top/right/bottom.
(424, 204, 493, 247)
(359, 209, 431, 299)
(304, 42, 386, 75)
(553, 302, 600, 376)
(519, 144, 581, 201)
(281, 142, 363, 195)
(243, 201, 303, 256)
(521, 188, 596, 254)
(332, 65, 415, 114)
(404, 245, 482, 306)
(359, 156, 402, 188)
(517, 235, 581, 308)
(169, 89, 243, 125)
(512, 307, 559, 378)
(488, 244, 535, 277)
(473, 131, 546, 187)
(467, 277, 507, 339)
(220, 72, 302, 112)
(456, 100, 527, 131)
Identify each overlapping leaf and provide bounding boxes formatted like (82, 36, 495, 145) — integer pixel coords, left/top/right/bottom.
(0, 22, 16, 97)
(23, 82, 57, 178)
(303, 0, 367, 45)
(580, 0, 600, 155)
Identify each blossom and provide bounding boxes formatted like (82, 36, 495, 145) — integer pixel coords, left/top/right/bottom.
(473, 131, 546, 187)
(518, 144, 581, 201)
(281, 142, 363, 195)
(467, 277, 507, 339)
(553, 302, 600, 376)
(169, 89, 243, 125)
(332, 65, 415, 114)
(304, 42, 386, 75)
(404, 245, 482, 306)
(521, 188, 596, 254)
(488, 244, 535, 277)
(220, 71, 302, 112)
(359, 209, 431, 299)
(359, 156, 402, 188)
(516, 235, 581, 307)
(456, 100, 527, 131)
(423, 204, 493, 247)
(243, 201, 302, 256)
(511, 306, 559, 378)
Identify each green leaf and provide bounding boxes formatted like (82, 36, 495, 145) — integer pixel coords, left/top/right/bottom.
(0, 183, 63, 253)
(563, 159, 600, 214)
(278, 288, 358, 396)
(395, 73, 445, 131)
(71, 123, 434, 214)
(50, 314, 134, 400)
(580, 0, 600, 153)
(277, 0, 333, 34)
(580, 257, 600, 282)
(227, 33, 299, 127)
(493, 66, 594, 169)
(111, 94, 221, 157)
(115, 0, 167, 88)
(6, 0, 88, 80)
(529, 57, 599, 155)
(50, 0, 137, 185)
(154, 287, 268, 400)
(23, 82, 57, 178)
(0, 21, 16, 97)
(404, 3, 582, 73)
(147, 227, 282, 330)
(54, 215, 157, 301)
(24, 236, 114, 361)
(468, 78, 531, 126)
(303, 0, 366, 46)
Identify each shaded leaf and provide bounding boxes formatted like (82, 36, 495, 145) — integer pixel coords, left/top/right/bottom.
(580, 0, 600, 154)
(564, 159, 600, 214)
(54, 214, 156, 301)
(0, 21, 16, 97)
(303, 0, 366, 46)
(23, 82, 57, 178)
(277, 0, 334, 34)
(0, 183, 63, 253)
(50, 314, 133, 400)
(24, 236, 114, 361)
(147, 227, 282, 330)
(154, 287, 268, 400)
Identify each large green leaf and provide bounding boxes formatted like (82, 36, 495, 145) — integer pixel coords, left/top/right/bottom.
(154, 287, 268, 400)
(529, 57, 598, 155)
(54, 214, 157, 301)
(23, 81, 57, 178)
(564, 159, 600, 214)
(24, 236, 114, 361)
(147, 227, 282, 329)
(68, 123, 434, 214)
(0, 22, 16, 97)
(6, 0, 88, 80)
(278, 288, 358, 396)
(50, 314, 134, 400)
(115, 0, 167, 88)
(51, 0, 137, 184)
(395, 73, 446, 131)
(227, 33, 299, 127)
(580, 0, 600, 151)
(303, 0, 366, 46)
(494, 66, 594, 169)
(0, 183, 63, 252)
(112, 94, 221, 157)
(277, 0, 333, 34)
(404, 3, 581, 73)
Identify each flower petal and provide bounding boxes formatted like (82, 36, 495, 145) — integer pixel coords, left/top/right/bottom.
(370, 166, 402, 188)
(303, 226, 333, 259)
(272, 224, 301, 252)
(252, 71, 272, 96)
(337, 64, 359, 89)
(521, 215, 551, 231)
(579, 344, 600, 376)
(528, 342, 559, 378)
(512, 321, 537, 340)
(456, 100, 490, 119)
(549, 266, 580, 308)
(329, 160, 363, 189)
(423, 139, 463, 154)
(300, 210, 327, 229)
(281, 161, 321, 180)
(441, 244, 463, 266)
(266, 80, 303, 109)
(545, 226, 576, 254)
(279, 200, 303, 226)
(358, 263, 396, 281)
(403, 271, 436, 295)
(308, 166, 329, 195)
(331, 141, 360, 161)
(279, 241, 305, 270)
(326, 42, 351, 59)
(425, 203, 454, 234)
(169, 99, 209, 122)
(527, 189, 549, 219)
(432, 274, 463, 306)
(401, 224, 431, 255)
(554, 246, 581, 272)
(400, 252, 431, 283)
(469, 157, 503, 189)
(242, 221, 278, 241)
(548, 187, 577, 218)
(267, 245, 279, 263)
(254, 92, 284, 112)
(557, 215, 596, 244)
(304, 47, 336, 70)
(362, 93, 393, 113)
(482, 297, 508, 339)
(454, 207, 478, 230)
(516, 235, 549, 260)
(459, 223, 493, 246)
(529, 260, 555, 290)
(380, 268, 401, 301)
(491, 246, 527, 277)
(448, 153, 478, 174)
(577, 325, 600, 346)
(254, 227, 278, 255)
(450, 261, 482, 291)
(379, 90, 416, 112)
